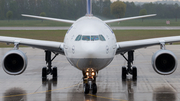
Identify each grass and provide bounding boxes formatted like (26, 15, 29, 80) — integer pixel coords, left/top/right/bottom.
(1, 19, 180, 27)
(0, 30, 180, 47)
(114, 30, 180, 42)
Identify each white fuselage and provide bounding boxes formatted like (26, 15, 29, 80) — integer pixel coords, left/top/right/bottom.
(64, 16, 117, 71)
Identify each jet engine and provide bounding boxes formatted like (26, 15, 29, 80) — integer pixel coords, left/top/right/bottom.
(2, 50, 28, 75)
(152, 50, 177, 75)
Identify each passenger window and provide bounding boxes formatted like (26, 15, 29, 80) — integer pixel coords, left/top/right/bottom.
(99, 35, 106, 41)
(75, 35, 82, 41)
(91, 36, 99, 41)
(82, 36, 90, 41)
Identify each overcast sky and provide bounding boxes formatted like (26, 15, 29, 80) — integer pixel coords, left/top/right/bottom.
(111, 0, 158, 2)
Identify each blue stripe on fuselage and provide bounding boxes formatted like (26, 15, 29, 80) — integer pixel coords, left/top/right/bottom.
(87, 0, 91, 14)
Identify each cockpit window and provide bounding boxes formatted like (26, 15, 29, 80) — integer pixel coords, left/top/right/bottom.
(99, 35, 106, 41)
(82, 36, 90, 41)
(91, 36, 99, 41)
(75, 35, 82, 41)
(75, 35, 105, 41)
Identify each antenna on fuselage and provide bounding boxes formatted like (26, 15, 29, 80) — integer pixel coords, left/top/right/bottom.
(86, 0, 93, 16)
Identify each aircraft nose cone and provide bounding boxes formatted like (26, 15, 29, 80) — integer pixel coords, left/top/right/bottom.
(83, 43, 99, 58)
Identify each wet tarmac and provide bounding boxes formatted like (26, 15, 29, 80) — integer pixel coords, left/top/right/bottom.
(0, 45, 180, 101)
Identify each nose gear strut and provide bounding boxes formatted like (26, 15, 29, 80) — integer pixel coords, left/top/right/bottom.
(82, 68, 97, 94)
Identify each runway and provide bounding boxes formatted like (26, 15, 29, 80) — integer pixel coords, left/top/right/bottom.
(1, 26, 180, 30)
(0, 45, 180, 101)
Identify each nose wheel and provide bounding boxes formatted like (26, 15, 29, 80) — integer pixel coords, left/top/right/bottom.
(91, 83, 97, 94)
(83, 81, 97, 94)
(84, 83, 90, 94)
(83, 68, 97, 94)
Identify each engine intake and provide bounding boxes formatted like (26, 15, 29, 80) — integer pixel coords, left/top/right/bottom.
(152, 50, 177, 75)
(2, 50, 28, 75)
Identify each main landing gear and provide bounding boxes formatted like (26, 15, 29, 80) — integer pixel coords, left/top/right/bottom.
(121, 51, 137, 80)
(42, 51, 59, 80)
(83, 68, 97, 94)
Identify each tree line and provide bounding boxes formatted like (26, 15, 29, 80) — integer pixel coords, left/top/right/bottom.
(0, 0, 180, 20)
(125, 2, 180, 20)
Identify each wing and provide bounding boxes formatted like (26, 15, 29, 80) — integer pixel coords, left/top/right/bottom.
(116, 36, 180, 54)
(22, 14, 75, 24)
(104, 14, 156, 23)
(0, 36, 64, 55)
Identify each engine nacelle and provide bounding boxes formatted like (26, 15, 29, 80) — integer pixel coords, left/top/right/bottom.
(152, 50, 177, 75)
(2, 50, 28, 75)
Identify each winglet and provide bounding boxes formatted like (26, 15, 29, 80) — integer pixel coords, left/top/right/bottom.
(22, 14, 75, 24)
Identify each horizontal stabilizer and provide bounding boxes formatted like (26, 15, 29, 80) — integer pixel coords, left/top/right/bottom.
(22, 14, 75, 24)
(104, 14, 156, 23)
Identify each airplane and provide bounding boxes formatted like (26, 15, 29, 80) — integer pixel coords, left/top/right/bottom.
(0, 0, 179, 94)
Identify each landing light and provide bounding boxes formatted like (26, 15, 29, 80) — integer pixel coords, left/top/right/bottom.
(86, 72, 89, 76)
(92, 72, 95, 76)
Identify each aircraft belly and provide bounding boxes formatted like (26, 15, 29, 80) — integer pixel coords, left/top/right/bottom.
(69, 58, 113, 71)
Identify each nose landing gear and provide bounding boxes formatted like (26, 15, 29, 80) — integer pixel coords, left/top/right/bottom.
(83, 68, 97, 94)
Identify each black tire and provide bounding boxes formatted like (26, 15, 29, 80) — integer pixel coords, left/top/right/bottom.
(92, 83, 97, 94)
(52, 67, 58, 78)
(132, 66, 137, 80)
(122, 66, 127, 80)
(84, 83, 90, 94)
(93, 77, 96, 83)
(42, 67, 47, 78)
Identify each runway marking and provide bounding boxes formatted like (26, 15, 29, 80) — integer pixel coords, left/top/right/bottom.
(0, 82, 83, 98)
(76, 59, 81, 70)
(88, 94, 127, 101)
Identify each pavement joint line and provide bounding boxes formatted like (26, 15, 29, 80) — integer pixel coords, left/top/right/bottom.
(163, 78, 177, 92)
(0, 82, 83, 98)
